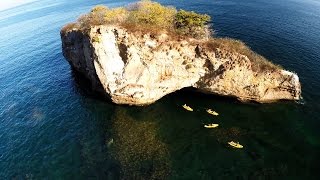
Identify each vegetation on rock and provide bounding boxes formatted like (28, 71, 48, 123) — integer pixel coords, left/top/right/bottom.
(203, 38, 281, 71)
(128, 0, 177, 29)
(62, 0, 211, 39)
(61, 0, 280, 72)
(175, 10, 211, 37)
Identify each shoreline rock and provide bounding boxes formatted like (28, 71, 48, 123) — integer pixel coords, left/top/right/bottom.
(61, 25, 301, 105)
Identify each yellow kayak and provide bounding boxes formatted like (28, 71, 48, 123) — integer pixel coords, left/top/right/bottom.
(228, 141, 243, 148)
(182, 104, 193, 111)
(207, 109, 219, 116)
(204, 123, 219, 128)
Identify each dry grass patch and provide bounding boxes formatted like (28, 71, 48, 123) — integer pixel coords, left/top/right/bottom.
(204, 38, 281, 72)
(61, 22, 78, 34)
(105, 7, 128, 23)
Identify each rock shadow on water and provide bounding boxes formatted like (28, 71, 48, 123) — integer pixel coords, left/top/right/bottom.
(107, 94, 248, 179)
(109, 106, 171, 179)
(107, 90, 320, 179)
(70, 69, 111, 102)
(69, 62, 318, 179)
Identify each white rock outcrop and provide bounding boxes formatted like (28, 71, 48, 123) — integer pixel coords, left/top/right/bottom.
(61, 25, 301, 105)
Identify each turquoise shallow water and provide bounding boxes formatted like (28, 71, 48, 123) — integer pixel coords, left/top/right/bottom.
(0, 0, 320, 179)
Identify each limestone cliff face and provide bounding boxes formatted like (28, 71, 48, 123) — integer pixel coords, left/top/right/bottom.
(61, 25, 301, 105)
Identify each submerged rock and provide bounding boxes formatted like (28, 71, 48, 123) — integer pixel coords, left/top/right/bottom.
(61, 25, 301, 105)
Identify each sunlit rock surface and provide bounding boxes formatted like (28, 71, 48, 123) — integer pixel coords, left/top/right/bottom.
(61, 25, 301, 105)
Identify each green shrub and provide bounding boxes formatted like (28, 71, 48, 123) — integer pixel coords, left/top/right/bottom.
(175, 10, 211, 38)
(128, 0, 177, 29)
(104, 7, 128, 23)
(175, 10, 210, 29)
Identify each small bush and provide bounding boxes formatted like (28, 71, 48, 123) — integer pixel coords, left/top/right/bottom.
(77, 14, 91, 30)
(175, 10, 211, 38)
(104, 7, 128, 24)
(61, 22, 77, 34)
(76, 7, 107, 31)
(91, 5, 108, 13)
(89, 5, 108, 25)
(128, 0, 177, 29)
(175, 10, 210, 29)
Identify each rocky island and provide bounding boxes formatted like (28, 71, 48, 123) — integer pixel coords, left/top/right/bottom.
(61, 0, 301, 105)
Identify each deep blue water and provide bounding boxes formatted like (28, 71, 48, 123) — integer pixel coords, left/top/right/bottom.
(0, 0, 320, 179)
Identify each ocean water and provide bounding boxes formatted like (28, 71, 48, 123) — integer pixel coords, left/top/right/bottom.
(0, 0, 320, 179)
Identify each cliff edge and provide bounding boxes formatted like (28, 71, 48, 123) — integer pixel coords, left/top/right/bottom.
(60, 2, 301, 105)
(61, 25, 301, 105)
